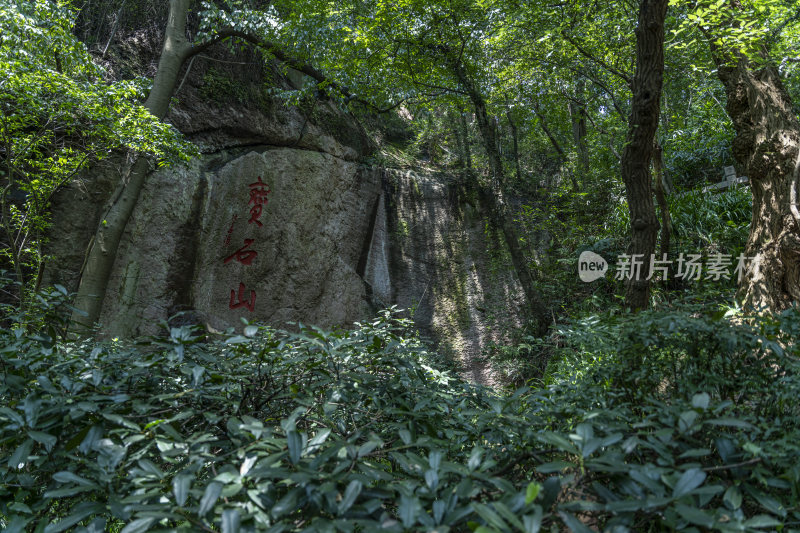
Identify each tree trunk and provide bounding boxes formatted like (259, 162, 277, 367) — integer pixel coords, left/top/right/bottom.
(621, 0, 668, 310)
(653, 139, 673, 282)
(71, 0, 194, 332)
(710, 48, 800, 310)
(459, 112, 473, 170)
(569, 77, 589, 185)
(506, 109, 523, 183)
(449, 60, 549, 335)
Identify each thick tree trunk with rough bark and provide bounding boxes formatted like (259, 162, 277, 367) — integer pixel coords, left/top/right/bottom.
(709, 48, 800, 310)
(71, 0, 194, 332)
(621, 0, 667, 310)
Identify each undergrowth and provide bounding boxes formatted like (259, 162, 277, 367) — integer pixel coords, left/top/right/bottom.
(1, 290, 800, 532)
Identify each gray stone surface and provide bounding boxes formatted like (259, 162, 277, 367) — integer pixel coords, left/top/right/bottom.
(166, 51, 372, 160)
(363, 191, 392, 307)
(92, 148, 380, 336)
(190, 149, 380, 331)
(384, 170, 526, 386)
(46, 46, 380, 336)
(48, 152, 525, 385)
(99, 158, 207, 336)
(45, 44, 530, 385)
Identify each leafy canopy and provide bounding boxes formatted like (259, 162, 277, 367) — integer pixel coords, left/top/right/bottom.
(0, 0, 192, 303)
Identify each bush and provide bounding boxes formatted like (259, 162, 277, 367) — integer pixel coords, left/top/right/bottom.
(2, 304, 800, 532)
(542, 305, 800, 531)
(0, 309, 546, 532)
(670, 188, 751, 258)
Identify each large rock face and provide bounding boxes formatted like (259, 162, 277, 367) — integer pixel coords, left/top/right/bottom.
(45, 45, 529, 384)
(45, 47, 381, 336)
(381, 170, 526, 386)
(94, 148, 380, 336)
(191, 149, 379, 331)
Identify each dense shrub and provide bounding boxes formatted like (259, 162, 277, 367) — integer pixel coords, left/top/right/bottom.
(669, 188, 751, 258)
(2, 305, 800, 532)
(545, 305, 800, 530)
(0, 310, 543, 532)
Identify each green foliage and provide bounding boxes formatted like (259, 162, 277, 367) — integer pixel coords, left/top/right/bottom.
(669, 0, 800, 69)
(0, 272, 78, 339)
(670, 187, 751, 257)
(607, 186, 751, 260)
(661, 81, 733, 190)
(0, 0, 193, 306)
(666, 142, 732, 190)
(200, 68, 253, 104)
(2, 1, 797, 530)
(514, 188, 621, 324)
(0, 308, 545, 532)
(3, 292, 800, 532)
(553, 303, 798, 399)
(544, 304, 800, 530)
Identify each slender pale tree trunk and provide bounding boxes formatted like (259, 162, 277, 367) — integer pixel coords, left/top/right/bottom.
(621, 0, 668, 310)
(71, 0, 194, 332)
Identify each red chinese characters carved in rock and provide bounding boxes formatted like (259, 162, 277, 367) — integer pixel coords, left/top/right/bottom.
(248, 176, 271, 227)
(229, 282, 256, 312)
(224, 238, 257, 266)
(223, 176, 272, 313)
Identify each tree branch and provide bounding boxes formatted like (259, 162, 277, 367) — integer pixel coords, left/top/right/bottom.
(532, 103, 566, 158)
(575, 68, 628, 120)
(703, 457, 761, 472)
(562, 31, 633, 89)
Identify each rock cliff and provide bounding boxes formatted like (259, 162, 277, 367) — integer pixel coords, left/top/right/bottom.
(45, 45, 528, 384)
